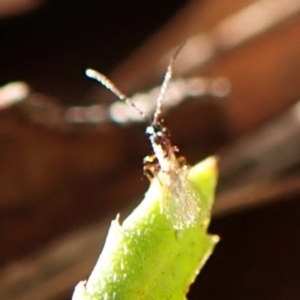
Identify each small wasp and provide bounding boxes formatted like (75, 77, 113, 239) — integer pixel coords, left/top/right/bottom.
(86, 45, 202, 229)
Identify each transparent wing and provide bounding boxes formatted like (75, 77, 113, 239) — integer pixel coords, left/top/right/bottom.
(159, 167, 204, 230)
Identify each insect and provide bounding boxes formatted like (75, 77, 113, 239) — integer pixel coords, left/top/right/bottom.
(86, 45, 202, 229)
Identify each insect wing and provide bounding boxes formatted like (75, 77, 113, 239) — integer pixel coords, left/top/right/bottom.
(159, 168, 202, 230)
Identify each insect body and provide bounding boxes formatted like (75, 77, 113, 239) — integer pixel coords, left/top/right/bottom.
(86, 46, 201, 229)
(145, 123, 201, 229)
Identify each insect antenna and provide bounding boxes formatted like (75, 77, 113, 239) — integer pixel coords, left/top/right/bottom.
(85, 68, 150, 122)
(152, 42, 186, 125)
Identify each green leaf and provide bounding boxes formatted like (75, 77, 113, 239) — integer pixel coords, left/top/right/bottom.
(72, 157, 219, 300)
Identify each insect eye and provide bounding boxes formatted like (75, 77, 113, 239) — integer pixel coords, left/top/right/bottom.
(145, 126, 154, 136)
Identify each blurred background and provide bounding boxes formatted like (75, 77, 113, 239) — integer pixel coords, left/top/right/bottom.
(1, 0, 300, 299)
